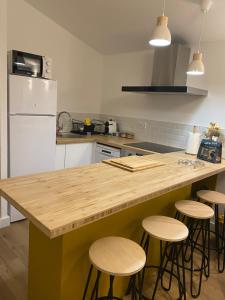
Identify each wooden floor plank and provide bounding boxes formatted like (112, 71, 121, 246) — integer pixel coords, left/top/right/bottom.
(0, 221, 28, 300)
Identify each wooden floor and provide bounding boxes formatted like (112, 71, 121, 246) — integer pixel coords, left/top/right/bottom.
(0, 220, 225, 299)
(0, 220, 28, 300)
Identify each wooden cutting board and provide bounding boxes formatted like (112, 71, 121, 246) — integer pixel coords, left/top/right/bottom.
(103, 155, 165, 172)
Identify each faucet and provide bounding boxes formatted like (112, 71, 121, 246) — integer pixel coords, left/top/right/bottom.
(56, 111, 72, 133)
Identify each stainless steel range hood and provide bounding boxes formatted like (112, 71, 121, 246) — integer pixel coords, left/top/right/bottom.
(122, 44, 208, 96)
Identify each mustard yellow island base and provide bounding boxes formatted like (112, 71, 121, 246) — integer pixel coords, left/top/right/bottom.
(28, 177, 216, 300)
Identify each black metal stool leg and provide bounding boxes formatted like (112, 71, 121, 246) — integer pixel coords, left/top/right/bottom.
(143, 234, 150, 256)
(186, 218, 203, 263)
(174, 244, 183, 300)
(161, 241, 186, 300)
(91, 270, 101, 300)
(204, 219, 210, 278)
(130, 275, 137, 300)
(190, 220, 205, 298)
(151, 241, 167, 300)
(126, 232, 149, 299)
(126, 275, 135, 296)
(83, 265, 94, 300)
(137, 271, 143, 300)
(107, 275, 115, 300)
(215, 204, 225, 273)
(184, 218, 195, 263)
(220, 208, 225, 273)
(140, 231, 147, 248)
(140, 233, 150, 295)
(181, 241, 187, 300)
(215, 204, 221, 272)
(176, 211, 210, 299)
(190, 228, 194, 297)
(126, 273, 143, 300)
(139, 233, 187, 300)
(175, 211, 180, 219)
(161, 243, 175, 292)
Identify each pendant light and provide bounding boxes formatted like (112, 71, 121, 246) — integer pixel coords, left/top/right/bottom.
(187, 0, 213, 76)
(187, 52, 205, 76)
(149, 0, 171, 47)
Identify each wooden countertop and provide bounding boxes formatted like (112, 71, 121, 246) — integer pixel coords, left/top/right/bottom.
(57, 135, 96, 145)
(0, 152, 225, 239)
(56, 135, 154, 155)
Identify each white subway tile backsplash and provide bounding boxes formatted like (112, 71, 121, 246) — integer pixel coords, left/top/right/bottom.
(99, 114, 209, 149)
(60, 111, 225, 149)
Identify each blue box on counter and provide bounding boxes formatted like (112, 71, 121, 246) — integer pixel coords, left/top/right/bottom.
(197, 139, 222, 164)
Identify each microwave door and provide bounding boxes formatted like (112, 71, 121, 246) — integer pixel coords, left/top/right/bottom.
(24, 56, 42, 77)
(12, 50, 42, 77)
(13, 55, 32, 76)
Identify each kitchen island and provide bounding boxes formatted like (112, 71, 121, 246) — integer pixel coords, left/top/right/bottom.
(0, 152, 225, 300)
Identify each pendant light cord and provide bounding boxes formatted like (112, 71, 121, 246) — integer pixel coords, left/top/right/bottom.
(198, 12, 207, 52)
(162, 0, 166, 15)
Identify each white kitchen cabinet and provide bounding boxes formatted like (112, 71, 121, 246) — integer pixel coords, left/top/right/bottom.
(65, 143, 94, 168)
(55, 144, 66, 170)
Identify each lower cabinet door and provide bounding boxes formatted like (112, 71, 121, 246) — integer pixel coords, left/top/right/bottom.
(55, 144, 66, 170)
(65, 143, 94, 168)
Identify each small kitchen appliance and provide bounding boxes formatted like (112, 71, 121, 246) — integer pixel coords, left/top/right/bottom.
(92, 120, 106, 134)
(197, 139, 222, 163)
(106, 120, 117, 134)
(8, 50, 52, 79)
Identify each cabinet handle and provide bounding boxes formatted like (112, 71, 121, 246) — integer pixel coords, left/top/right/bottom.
(102, 150, 112, 155)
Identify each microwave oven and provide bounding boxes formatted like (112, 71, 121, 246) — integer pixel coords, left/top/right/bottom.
(8, 50, 52, 79)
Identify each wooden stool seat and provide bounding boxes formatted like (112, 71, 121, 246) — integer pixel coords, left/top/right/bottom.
(142, 215, 188, 242)
(197, 190, 225, 205)
(175, 200, 214, 220)
(89, 236, 146, 277)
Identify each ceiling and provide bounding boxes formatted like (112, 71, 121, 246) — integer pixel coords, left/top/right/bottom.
(25, 0, 225, 54)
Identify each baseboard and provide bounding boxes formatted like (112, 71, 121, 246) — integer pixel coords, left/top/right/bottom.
(0, 215, 10, 228)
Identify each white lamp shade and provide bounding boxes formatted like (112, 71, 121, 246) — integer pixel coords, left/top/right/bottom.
(187, 52, 205, 75)
(149, 16, 171, 47)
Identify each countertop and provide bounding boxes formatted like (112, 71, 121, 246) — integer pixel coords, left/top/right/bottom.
(56, 135, 155, 155)
(0, 152, 225, 239)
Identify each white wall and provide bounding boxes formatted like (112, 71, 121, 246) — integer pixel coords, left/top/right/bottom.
(0, 0, 10, 226)
(5, 1, 225, 131)
(7, 0, 103, 114)
(7, 0, 225, 128)
(102, 41, 225, 128)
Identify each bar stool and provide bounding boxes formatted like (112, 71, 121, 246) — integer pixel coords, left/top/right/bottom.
(140, 216, 188, 300)
(175, 200, 214, 298)
(82, 236, 146, 300)
(197, 190, 225, 273)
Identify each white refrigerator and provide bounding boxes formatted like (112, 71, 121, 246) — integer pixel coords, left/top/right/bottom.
(8, 74, 57, 222)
